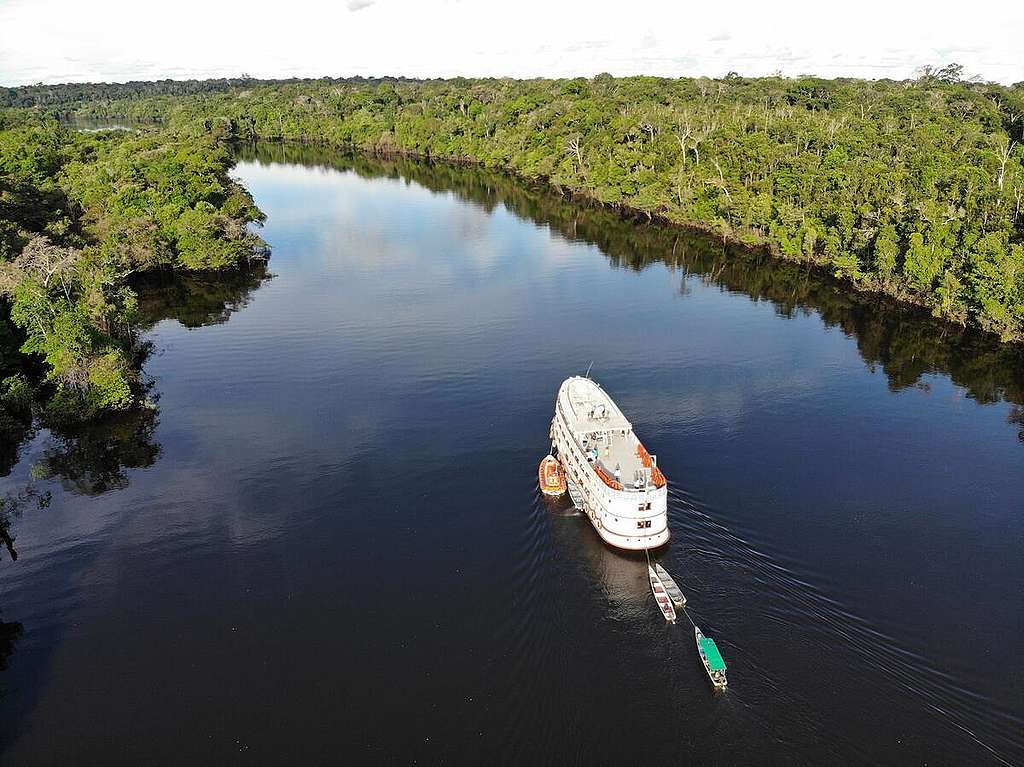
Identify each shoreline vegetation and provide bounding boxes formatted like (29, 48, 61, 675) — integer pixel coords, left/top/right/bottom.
(244, 142, 1024, 417)
(15, 70, 1020, 340)
(0, 108, 268, 454)
(2, 81, 1023, 556)
(1, 71, 1022, 440)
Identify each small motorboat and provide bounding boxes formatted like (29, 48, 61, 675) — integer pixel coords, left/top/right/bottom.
(695, 626, 728, 689)
(648, 565, 676, 623)
(654, 563, 686, 607)
(538, 454, 567, 496)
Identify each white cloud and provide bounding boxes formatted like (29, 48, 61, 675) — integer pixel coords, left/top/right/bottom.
(0, 0, 1021, 85)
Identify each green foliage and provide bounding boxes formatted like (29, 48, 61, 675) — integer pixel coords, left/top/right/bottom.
(1, 374, 32, 414)
(56, 73, 1022, 340)
(176, 202, 251, 269)
(0, 111, 267, 437)
(0, 373, 33, 472)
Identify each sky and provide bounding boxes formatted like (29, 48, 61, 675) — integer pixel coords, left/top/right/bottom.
(1, 0, 1022, 86)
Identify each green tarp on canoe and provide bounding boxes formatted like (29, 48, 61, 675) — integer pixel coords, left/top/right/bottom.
(700, 637, 727, 671)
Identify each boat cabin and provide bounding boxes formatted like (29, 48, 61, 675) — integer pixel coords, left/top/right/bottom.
(564, 378, 664, 492)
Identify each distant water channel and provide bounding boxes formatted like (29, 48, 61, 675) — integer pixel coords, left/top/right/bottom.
(1, 142, 1022, 764)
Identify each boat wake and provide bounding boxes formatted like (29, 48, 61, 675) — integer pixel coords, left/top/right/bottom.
(663, 486, 1022, 766)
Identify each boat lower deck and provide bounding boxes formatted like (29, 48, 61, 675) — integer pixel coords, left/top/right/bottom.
(580, 430, 649, 489)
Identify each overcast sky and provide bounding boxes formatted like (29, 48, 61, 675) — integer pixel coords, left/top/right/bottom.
(1, 0, 1022, 86)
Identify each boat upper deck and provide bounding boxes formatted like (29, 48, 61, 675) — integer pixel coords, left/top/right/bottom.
(561, 377, 631, 434)
(558, 377, 655, 489)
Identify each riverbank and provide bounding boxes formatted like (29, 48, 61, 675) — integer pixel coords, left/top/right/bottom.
(1, 149, 1021, 765)
(44, 74, 1023, 342)
(248, 133, 1024, 353)
(240, 140, 1024, 413)
(0, 112, 268, 459)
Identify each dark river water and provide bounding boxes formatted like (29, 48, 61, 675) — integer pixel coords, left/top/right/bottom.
(1, 142, 1023, 765)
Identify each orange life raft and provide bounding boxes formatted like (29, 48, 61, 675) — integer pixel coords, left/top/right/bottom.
(636, 442, 667, 488)
(538, 455, 567, 496)
(594, 463, 624, 490)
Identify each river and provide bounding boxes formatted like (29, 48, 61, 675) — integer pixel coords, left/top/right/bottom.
(0, 142, 1021, 764)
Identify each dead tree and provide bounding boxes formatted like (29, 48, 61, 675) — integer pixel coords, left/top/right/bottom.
(566, 135, 584, 172)
(996, 138, 1017, 191)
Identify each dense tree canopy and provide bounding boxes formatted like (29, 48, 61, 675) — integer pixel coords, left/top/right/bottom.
(2, 71, 1023, 451)
(61, 73, 1024, 341)
(0, 111, 265, 445)
(0, 76, 405, 110)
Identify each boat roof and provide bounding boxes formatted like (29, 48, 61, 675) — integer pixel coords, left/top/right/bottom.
(560, 377, 632, 434)
(699, 637, 727, 671)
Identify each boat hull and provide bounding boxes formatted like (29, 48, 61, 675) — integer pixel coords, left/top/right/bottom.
(695, 628, 728, 689)
(649, 566, 676, 622)
(550, 377, 670, 551)
(654, 563, 686, 607)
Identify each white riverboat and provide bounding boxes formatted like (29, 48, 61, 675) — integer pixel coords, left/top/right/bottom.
(550, 376, 669, 551)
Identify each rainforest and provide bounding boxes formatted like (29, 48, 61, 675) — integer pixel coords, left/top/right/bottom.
(0, 109, 266, 445)
(31, 72, 1024, 338)
(1, 71, 1023, 439)
(2, 73, 1024, 764)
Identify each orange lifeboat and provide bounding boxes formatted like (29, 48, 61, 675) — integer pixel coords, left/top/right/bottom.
(594, 463, 623, 490)
(636, 442, 667, 488)
(538, 455, 567, 496)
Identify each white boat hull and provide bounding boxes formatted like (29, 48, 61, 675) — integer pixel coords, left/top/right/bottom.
(649, 566, 676, 622)
(550, 377, 669, 551)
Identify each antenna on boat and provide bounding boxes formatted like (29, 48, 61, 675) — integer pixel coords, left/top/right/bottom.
(584, 361, 594, 379)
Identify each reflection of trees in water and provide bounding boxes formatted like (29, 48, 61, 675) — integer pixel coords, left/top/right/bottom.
(0, 614, 22, 697)
(0, 486, 50, 562)
(0, 420, 32, 480)
(1010, 407, 1024, 443)
(132, 263, 271, 329)
(0, 262, 271, 672)
(0, 618, 21, 670)
(239, 142, 1024, 412)
(30, 405, 161, 496)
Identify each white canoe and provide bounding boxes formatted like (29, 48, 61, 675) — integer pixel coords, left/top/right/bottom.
(654, 563, 686, 607)
(648, 565, 676, 623)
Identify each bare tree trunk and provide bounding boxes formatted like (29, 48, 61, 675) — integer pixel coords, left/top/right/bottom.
(566, 135, 584, 172)
(996, 139, 1017, 191)
(675, 121, 693, 164)
(711, 159, 732, 202)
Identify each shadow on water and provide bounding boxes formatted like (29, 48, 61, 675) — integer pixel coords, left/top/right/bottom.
(0, 262, 271, 700)
(0, 617, 21, 699)
(0, 142, 1020, 763)
(239, 141, 1024, 423)
(130, 264, 272, 330)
